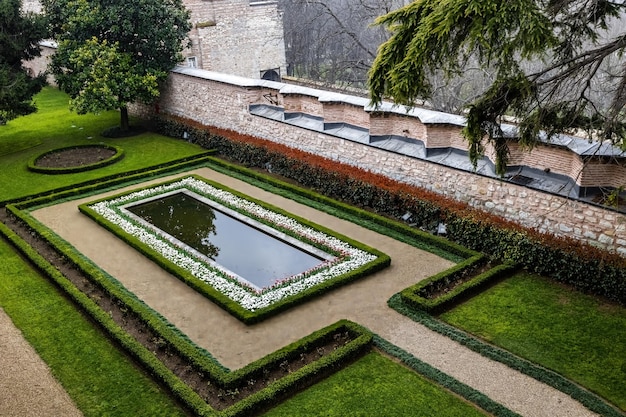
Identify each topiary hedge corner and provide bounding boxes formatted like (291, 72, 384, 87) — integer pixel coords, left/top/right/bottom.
(400, 255, 518, 315)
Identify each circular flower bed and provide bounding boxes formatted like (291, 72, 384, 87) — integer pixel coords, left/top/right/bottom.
(28, 144, 124, 174)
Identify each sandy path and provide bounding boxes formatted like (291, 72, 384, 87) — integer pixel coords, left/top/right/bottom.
(28, 167, 599, 417)
(0, 308, 82, 417)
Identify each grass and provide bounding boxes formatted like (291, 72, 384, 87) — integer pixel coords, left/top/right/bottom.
(262, 351, 488, 417)
(0, 238, 187, 417)
(439, 272, 626, 411)
(0, 86, 207, 201)
(1, 86, 620, 416)
(0, 87, 206, 415)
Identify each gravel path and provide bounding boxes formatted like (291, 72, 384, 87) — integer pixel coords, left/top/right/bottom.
(8, 166, 600, 417)
(0, 308, 82, 417)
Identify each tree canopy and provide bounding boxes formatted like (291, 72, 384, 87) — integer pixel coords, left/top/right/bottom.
(368, 0, 626, 175)
(43, 0, 191, 132)
(0, 0, 48, 124)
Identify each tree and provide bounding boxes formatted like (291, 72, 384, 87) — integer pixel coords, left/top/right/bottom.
(43, 0, 191, 132)
(368, 0, 626, 175)
(0, 0, 48, 124)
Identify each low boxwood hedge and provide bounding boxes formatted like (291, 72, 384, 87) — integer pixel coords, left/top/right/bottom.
(400, 255, 518, 315)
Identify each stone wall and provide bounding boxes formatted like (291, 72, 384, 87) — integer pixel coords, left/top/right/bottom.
(21, 46, 626, 254)
(183, 0, 286, 78)
(151, 69, 626, 255)
(22, 0, 287, 80)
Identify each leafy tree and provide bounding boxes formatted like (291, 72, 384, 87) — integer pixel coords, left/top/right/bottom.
(368, 0, 626, 175)
(0, 0, 48, 124)
(44, 0, 191, 132)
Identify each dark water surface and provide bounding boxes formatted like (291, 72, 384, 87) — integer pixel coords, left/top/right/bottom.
(127, 192, 325, 287)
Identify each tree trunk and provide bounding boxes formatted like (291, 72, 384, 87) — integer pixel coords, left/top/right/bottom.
(120, 107, 130, 132)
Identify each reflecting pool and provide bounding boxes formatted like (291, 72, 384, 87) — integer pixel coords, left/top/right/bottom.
(126, 192, 326, 288)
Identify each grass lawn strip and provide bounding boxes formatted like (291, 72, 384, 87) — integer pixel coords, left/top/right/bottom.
(0, 87, 208, 202)
(0, 232, 188, 417)
(388, 293, 625, 417)
(439, 272, 626, 412)
(263, 351, 495, 417)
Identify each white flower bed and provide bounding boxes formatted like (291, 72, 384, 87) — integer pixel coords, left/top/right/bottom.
(88, 177, 378, 311)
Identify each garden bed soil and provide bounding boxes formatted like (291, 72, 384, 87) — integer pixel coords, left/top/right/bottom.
(35, 146, 117, 168)
(0, 206, 363, 413)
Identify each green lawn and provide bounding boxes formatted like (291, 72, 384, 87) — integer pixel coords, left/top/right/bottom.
(263, 351, 488, 417)
(3, 87, 619, 416)
(0, 88, 501, 416)
(0, 87, 205, 415)
(439, 272, 626, 411)
(0, 86, 206, 201)
(0, 238, 187, 417)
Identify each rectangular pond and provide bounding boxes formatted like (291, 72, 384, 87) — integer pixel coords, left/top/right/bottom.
(125, 191, 329, 289)
(82, 176, 384, 315)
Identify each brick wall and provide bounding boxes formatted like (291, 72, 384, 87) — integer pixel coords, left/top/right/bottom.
(323, 103, 370, 128)
(283, 94, 324, 118)
(426, 124, 467, 150)
(369, 113, 427, 139)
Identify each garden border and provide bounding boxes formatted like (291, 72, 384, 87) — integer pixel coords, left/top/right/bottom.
(78, 174, 390, 324)
(0, 157, 522, 416)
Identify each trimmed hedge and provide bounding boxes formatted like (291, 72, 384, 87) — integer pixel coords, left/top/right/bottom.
(154, 114, 626, 305)
(1, 206, 374, 416)
(400, 256, 518, 315)
(28, 143, 125, 174)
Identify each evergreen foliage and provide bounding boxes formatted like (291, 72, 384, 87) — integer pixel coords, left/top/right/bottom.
(43, 0, 191, 131)
(369, 0, 626, 174)
(0, 0, 47, 123)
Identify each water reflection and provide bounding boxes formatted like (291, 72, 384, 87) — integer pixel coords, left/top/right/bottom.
(127, 192, 324, 287)
(129, 193, 220, 260)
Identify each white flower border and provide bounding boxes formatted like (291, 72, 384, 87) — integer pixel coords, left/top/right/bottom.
(88, 177, 378, 311)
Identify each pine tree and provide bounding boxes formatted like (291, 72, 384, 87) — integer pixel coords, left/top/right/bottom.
(369, 0, 626, 175)
(0, 0, 47, 124)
